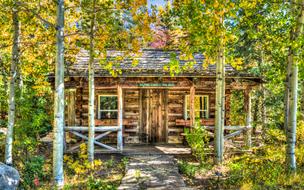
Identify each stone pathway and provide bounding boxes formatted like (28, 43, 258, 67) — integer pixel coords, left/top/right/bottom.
(118, 155, 189, 190)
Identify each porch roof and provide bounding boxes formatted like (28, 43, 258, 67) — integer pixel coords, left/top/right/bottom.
(65, 49, 261, 81)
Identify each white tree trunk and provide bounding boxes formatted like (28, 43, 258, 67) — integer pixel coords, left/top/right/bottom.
(88, 0, 96, 163)
(284, 48, 292, 134)
(215, 45, 225, 164)
(244, 90, 252, 148)
(53, 0, 65, 187)
(5, 1, 20, 165)
(286, 0, 304, 170)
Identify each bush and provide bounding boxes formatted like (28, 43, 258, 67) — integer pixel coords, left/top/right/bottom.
(225, 145, 304, 189)
(185, 121, 209, 163)
(178, 160, 198, 177)
(21, 156, 46, 189)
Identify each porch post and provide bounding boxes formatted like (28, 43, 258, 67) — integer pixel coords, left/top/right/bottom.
(117, 84, 123, 151)
(190, 85, 195, 127)
(244, 88, 252, 148)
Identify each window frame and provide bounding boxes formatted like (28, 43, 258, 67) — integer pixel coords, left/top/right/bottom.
(185, 95, 209, 119)
(97, 94, 118, 119)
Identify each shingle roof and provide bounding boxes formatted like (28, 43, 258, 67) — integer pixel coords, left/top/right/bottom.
(66, 49, 259, 79)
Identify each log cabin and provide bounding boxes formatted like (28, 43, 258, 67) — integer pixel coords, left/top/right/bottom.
(50, 49, 261, 151)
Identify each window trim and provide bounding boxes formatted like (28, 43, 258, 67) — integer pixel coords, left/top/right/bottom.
(185, 95, 209, 119)
(97, 94, 118, 119)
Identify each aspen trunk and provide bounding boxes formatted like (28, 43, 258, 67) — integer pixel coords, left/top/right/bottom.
(53, 0, 65, 186)
(215, 45, 225, 164)
(287, 54, 298, 170)
(88, 0, 96, 163)
(5, 1, 20, 165)
(117, 85, 123, 151)
(252, 95, 258, 135)
(284, 48, 292, 134)
(286, 0, 304, 170)
(258, 51, 266, 131)
(301, 81, 304, 121)
(244, 90, 252, 148)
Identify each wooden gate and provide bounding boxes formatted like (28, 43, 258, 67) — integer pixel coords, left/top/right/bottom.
(140, 89, 168, 143)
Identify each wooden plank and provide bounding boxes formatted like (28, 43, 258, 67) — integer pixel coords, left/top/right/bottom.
(67, 89, 76, 126)
(95, 131, 112, 140)
(70, 131, 117, 151)
(139, 89, 143, 141)
(158, 90, 162, 142)
(189, 85, 195, 127)
(164, 90, 169, 143)
(65, 126, 120, 132)
(117, 84, 123, 151)
(176, 119, 215, 126)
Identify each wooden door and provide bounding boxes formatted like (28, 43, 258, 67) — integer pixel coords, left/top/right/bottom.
(140, 89, 168, 143)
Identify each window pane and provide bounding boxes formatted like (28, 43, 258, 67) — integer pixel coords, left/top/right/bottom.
(100, 111, 118, 119)
(203, 96, 208, 110)
(186, 95, 209, 119)
(100, 96, 117, 110)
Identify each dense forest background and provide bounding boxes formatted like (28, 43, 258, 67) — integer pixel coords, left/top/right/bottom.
(0, 0, 304, 189)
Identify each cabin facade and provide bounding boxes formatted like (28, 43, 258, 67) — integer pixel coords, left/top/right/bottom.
(56, 50, 260, 150)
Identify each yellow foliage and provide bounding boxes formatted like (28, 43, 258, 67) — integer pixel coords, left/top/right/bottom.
(297, 120, 304, 142)
(240, 182, 253, 190)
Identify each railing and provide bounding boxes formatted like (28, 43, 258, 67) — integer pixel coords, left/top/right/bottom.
(206, 125, 252, 145)
(64, 126, 122, 152)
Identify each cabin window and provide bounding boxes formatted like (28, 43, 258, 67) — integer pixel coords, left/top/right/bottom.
(185, 95, 209, 119)
(98, 95, 118, 119)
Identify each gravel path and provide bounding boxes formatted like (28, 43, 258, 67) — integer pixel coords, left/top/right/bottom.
(118, 155, 190, 190)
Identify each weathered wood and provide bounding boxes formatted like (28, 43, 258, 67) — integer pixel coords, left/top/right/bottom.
(139, 89, 143, 141)
(67, 89, 76, 126)
(70, 131, 116, 151)
(158, 90, 162, 142)
(95, 119, 137, 126)
(189, 85, 195, 127)
(62, 76, 259, 146)
(95, 131, 112, 140)
(65, 126, 120, 132)
(117, 85, 123, 151)
(176, 119, 215, 126)
(164, 90, 169, 143)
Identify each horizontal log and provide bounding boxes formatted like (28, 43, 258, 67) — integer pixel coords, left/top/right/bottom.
(65, 126, 120, 132)
(95, 119, 137, 126)
(176, 119, 215, 126)
(204, 126, 248, 131)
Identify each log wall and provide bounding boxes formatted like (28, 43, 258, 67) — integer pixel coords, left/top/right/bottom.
(64, 77, 236, 144)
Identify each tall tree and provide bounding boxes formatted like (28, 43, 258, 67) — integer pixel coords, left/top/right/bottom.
(88, 0, 97, 163)
(162, 0, 239, 164)
(286, 0, 304, 170)
(5, 0, 20, 165)
(53, 0, 65, 186)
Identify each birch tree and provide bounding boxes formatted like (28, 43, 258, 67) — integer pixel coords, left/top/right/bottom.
(53, 0, 65, 186)
(163, 0, 239, 164)
(286, 0, 304, 170)
(78, 0, 153, 161)
(5, 0, 20, 165)
(88, 0, 97, 163)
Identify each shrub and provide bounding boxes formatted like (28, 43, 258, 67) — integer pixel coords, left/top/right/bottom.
(185, 121, 209, 163)
(178, 160, 198, 178)
(64, 143, 103, 176)
(21, 156, 46, 189)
